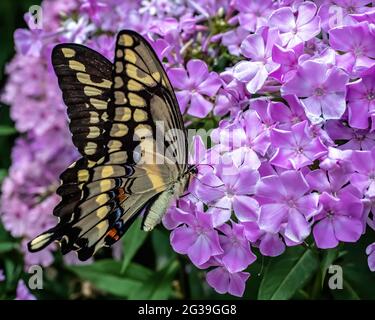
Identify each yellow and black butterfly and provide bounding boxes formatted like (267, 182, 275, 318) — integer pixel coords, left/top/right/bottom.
(28, 30, 195, 260)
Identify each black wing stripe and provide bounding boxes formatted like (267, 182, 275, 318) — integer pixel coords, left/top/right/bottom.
(52, 44, 113, 159)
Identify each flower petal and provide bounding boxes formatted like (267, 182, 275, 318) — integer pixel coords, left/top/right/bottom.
(313, 218, 338, 249)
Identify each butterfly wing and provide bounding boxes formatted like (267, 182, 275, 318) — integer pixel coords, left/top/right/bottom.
(110, 30, 190, 232)
(108, 30, 188, 171)
(52, 44, 112, 160)
(28, 31, 188, 260)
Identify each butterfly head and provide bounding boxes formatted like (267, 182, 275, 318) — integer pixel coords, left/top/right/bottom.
(187, 164, 198, 176)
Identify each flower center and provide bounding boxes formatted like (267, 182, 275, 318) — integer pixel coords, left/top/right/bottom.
(230, 236, 240, 246)
(195, 225, 206, 235)
(354, 46, 364, 56)
(315, 87, 325, 96)
(326, 210, 335, 218)
(347, 6, 356, 14)
(295, 146, 304, 154)
(356, 134, 365, 141)
(286, 199, 296, 208)
(291, 116, 300, 124)
(226, 189, 235, 199)
(368, 92, 375, 101)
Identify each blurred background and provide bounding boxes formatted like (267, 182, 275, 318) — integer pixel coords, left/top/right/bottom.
(0, 1, 33, 182)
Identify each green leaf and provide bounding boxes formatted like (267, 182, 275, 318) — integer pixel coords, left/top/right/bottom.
(320, 247, 339, 288)
(68, 260, 153, 298)
(151, 229, 176, 270)
(0, 169, 7, 183)
(121, 218, 149, 273)
(129, 259, 179, 300)
(258, 247, 319, 300)
(0, 242, 17, 253)
(187, 266, 206, 299)
(331, 233, 375, 299)
(0, 126, 16, 136)
(4, 258, 22, 290)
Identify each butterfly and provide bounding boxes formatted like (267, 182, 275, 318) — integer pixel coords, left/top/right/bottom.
(28, 30, 195, 261)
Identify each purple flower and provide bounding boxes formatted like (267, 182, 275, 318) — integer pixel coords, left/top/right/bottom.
(218, 223, 257, 273)
(318, 0, 373, 31)
(196, 156, 260, 222)
(220, 27, 249, 56)
(211, 109, 269, 165)
(347, 72, 375, 130)
(350, 148, 375, 198)
(168, 59, 221, 117)
(366, 242, 375, 271)
(313, 191, 363, 249)
(329, 22, 375, 75)
(270, 43, 304, 83)
(213, 72, 249, 116)
(351, 8, 375, 24)
(267, 95, 307, 129)
(282, 60, 349, 122)
(22, 239, 55, 268)
(206, 264, 250, 297)
(233, 27, 280, 93)
(60, 16, 95, 43)
(306, 168, 351, 195)
(86, 34, 115, 60)
(269, 1, 321, 48)
(270, 121, 327, 170)
(237, 109, 271, 157)
(15, 280, 36, 300)
(14, 28, 45, 57)
(258, 232, 286, 257)
(233, 0, 274, 32)
(326, 120, 375, 150)
(80, 0, 108, 25)
(0, 269, 5, 282)
(256, 170, 320, 243)
(243, 221, 286, 257)
(64, 252, 94, 266)
(170, 209, 223, 267)
(320, 147, 353, 170)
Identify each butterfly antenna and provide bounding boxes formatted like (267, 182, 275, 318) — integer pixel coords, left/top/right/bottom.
(195, 163, 215, 170)
(190, 170, 225, 189)
(187, 191, 229, 211)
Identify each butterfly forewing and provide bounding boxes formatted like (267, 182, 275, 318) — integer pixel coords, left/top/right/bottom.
(109, 31, 188, 171)
(52, 44, 113, 160)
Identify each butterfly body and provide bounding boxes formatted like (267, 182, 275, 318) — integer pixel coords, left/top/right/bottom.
(28, 30, 191, 260)
(142, 171, 191, 232)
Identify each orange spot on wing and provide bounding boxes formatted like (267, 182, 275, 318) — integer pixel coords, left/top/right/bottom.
(107, 228, 120, 241)
(117, 188, 127, 203)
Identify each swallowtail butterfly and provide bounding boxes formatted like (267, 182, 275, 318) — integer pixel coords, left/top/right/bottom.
(28, 30, 194, 260)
